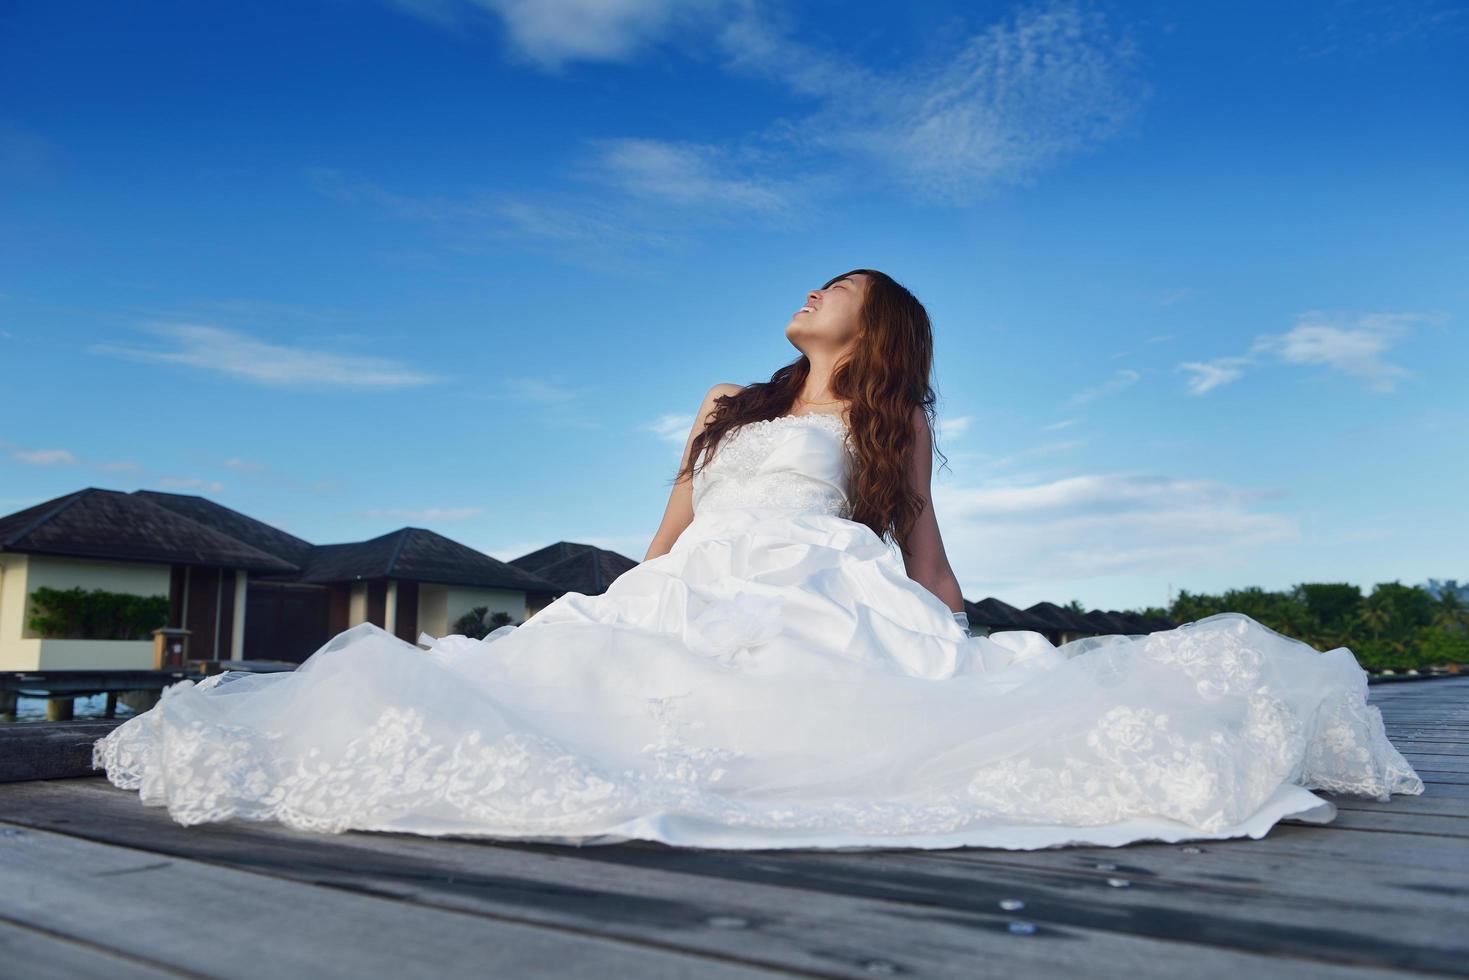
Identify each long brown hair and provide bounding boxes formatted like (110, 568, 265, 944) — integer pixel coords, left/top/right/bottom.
(673, 268, 946, 558)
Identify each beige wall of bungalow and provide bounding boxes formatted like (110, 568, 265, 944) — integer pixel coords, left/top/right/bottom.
(0, 552, 529, 671)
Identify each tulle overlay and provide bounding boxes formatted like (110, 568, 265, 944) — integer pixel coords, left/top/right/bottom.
(92, 413, 1423, 850)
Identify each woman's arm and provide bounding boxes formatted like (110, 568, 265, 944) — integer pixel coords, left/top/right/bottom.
(643, 382, 743, 561)
(901, 405, 966, 613)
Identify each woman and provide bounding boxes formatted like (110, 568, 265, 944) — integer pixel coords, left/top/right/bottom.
(92, 268, 1423, 850)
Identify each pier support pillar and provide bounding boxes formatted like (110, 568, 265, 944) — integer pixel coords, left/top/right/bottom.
(120, 690, 160, 714)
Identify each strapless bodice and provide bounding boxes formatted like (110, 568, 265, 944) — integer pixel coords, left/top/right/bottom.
(690, 412, 852, 518)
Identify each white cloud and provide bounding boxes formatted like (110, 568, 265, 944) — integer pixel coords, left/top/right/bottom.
(1250, 311, 1419, 393)
(1044, 418, 1080, 431)
(1175, 310, 1438, 395)
(937, 415, 973, 439)
(406, 0, 727, 72)
(223, 457, 265, 472)
(648, 412, 693, 444)
(933, 471, 1298, 590)
(710, 0, 1148, 205)
(88, 323, 443, 389)
(391, 0, 1148, 207)
(576, 137, 795, 213)
(1178, 356, 1250, 395)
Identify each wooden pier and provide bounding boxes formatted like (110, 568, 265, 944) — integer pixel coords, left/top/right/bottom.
(0, 676, 1465, 978)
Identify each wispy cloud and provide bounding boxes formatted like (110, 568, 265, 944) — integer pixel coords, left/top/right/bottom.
(499, 378, 583, 403)
(1044, 418, 1080, 431)
(390, 0, 1149, 208)
(12, 448, 77, 466)
(937, 415, 973, 439)
(10, 446, 141, 472)
(572, 136, 797, 215)
(1250, 311, 1421, 393)
(1177, 310, 1438, 395)
(647, 412, 693, 444)
(1063, 368, 1140, 407)
(712, 0, 1149, 206)
(989, 439, 1086, 467)
(223, 457, 266, 472)
(1178, 356, 1251, 395)
(156, 476, 225, 494)
(934, 470, 1298, 589)
(390, 0, 728, 72)
(304, 165, 676, 267)
(1295, 0, 1467, 60)
(88, 323, 444, 389)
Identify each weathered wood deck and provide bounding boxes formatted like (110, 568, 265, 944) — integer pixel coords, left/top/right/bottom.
(1, 676, 1465, 978)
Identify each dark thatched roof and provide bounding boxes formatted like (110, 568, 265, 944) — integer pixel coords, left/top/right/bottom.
(1025, 601, 1098, 633)
(964, 597, 1055, 632)
(132, 490, 315, 566)
(509, 541, 639, 596)
(258, 527, 564, 592)
(1080, 609, 1136, 634)
(0, 488, 299, 573)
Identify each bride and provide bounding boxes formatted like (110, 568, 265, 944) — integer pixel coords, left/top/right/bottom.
(92, 268, 1423, 851)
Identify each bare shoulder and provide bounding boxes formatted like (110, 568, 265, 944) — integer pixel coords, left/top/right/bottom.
(694, 383, 744, 432)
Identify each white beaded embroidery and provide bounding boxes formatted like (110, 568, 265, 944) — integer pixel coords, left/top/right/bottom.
(692, 413, 852, 519)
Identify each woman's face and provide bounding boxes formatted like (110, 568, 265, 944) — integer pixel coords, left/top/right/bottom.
(785, 273, 870, 349)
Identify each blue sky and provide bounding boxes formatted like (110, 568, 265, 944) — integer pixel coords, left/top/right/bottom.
(1, 0, 1465, 612)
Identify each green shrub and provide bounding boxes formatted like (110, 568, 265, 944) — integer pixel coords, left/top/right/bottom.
(27, 585, 170, 640)
(1170, 580, 1468, 671)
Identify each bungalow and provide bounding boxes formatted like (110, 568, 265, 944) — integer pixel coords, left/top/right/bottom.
(0, 487, 569, 670)
(1024, 601, 1099, 646)
(963, 597, 1056, 637)
(509, 541, 640, 617)
(0, 488, 297, 670)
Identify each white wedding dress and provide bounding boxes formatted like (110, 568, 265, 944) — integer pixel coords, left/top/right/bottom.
(92, 412, 1424, 850)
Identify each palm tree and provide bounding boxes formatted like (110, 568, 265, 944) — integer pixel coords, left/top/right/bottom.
(1356, 598, 1391, 642)
(1432, 590, 1469, 632)
(450, 607, 518, 640)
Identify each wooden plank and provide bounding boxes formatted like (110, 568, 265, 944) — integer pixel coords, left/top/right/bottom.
(0, 721, 121, 782)
(0, 780, 1455, 978)
(1389, 740, 1469, 752)
(1330, 793, 1469, 818)
(1400, 754, 1469, 772)
(1408, 770, 1469, 785)
(0, 818, 793, 980)
(0, 916, 181, 979)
